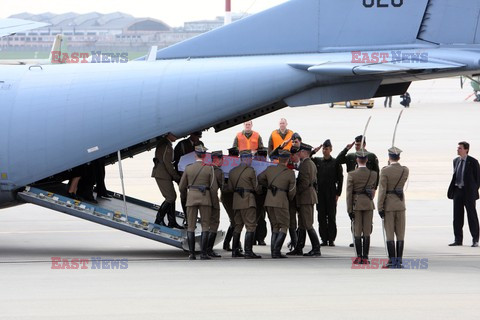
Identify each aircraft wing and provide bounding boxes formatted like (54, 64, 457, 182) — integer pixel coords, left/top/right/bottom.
(0, 18, 49, 38)
(290, 60, 466, 76)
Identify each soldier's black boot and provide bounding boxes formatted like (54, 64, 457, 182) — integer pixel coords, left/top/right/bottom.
(187, 231, 196, 260)
(396, 240, 404, 269)
(244, 232, 261, 259)
(271, 232, 279, 256)
(232, 232, 244, 257)
(304, 229, 322, 257)
(362, 236, 371, 264)
(200, 231, 211, 260)
(223, 226, 234, 251)
(273, 232, 288, 258)
(384, 240, 396, 268)
(167, 203, 184, 229)
(287, 229, 305, 256)
(207, 232, 221, 258)
(154, 201, 169, 226)
(287, 228, 298, 251)
(353, 237, 362, 264)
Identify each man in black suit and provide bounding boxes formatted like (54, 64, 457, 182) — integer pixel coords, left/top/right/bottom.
(447, 141, 480, 247)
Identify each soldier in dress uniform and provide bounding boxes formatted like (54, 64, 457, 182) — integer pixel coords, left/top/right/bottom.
(378, 147, 409, 268)
(287, 143, 321, 257)
(346, 151, 378, 264)
(207, 150, 225, 258)
(227, 150, 261, 259)
(254, 147, 269, 246)
(222, 147, 242, 252)
(258, 150, 296, 258)
(179, 146, 218, 260)
(151, 132, 184, 229)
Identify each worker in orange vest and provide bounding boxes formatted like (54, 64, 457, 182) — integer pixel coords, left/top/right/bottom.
(268, 118, 294, 158)
(232, 120, 264, 153)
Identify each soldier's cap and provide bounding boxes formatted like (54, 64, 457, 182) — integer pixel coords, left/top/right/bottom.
(257, 147, 268, 156)
(290, 147, 300, 154)
(240, 150, 253, 158)
(355, 150, 368, 159)
(291, 132, 302, 141)
(388, 147, 402, 156)
(228, 147, 239, 156)
(166, 132, 177, 139)
(191, 131, 202, 137)
(211, 150, 223, 158)
(323, 139, 332, 148)
(194, 145, 208, 154)
(278, 150, 291, 158)
(355, 135, 366, 143)
(299, 143, 313, 152)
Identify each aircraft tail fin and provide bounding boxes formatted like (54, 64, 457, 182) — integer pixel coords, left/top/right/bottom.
(48, 34, 63, 63)
(155, 0, 433, 60)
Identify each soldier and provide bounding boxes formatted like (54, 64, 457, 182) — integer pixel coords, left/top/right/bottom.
(232, 120, 264, 152)
(268, 118, 294, 157)
(151, 133, 183, 229)
(337, 135, 379, 247)
(254, 147, 268, 246)
(312, 139, 343, 247)
(378, 147, 409, 268)
(208, 150, 225, 258)
(287, 143, 321, 257)
(222, 147, 242, 252)
(347, 151, 378, 264)
(179, 146, 218, 260)
(287, 147, 300, 251)
(173, 131, 204, 174)
(258, 150, 296, 258)
(227, 150, 261, 259)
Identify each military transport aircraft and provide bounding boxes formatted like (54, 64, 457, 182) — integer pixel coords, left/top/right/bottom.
(2, 0, 480, 249)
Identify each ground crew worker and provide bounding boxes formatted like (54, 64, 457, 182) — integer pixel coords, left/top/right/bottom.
(227, 150, 261, 259)
(254, 147, 268, 246)
(287, 143, 321, 257)
(232, 120, 264, 152)
(258, 150, 296, 258)
(337, 135, 379, 247)
(151, 133, 183, 229)
(347, 151, 378, 264)
(179, 146, 218, 260)
(270, 132, 301, 159)
(222, 147, 243, 252)
(378, 147, 409, 268)
(312, 139, 343, 247)
(268, 118, 294, 157)
(208, 150, 225, 258)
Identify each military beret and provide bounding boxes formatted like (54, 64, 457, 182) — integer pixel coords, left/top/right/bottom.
(195, 145, 208, 154)
(355, 135, 365, 143)
(278, 150, 291, 158)
(388, 147, 402, 156)
(299, 143, 313, 152)
(240, 150, 253, 158)
(323, 139, 332, 148)
(291, 132, 302, 141)
(228, 147, 239, 156)
(211, 150, 223, 158)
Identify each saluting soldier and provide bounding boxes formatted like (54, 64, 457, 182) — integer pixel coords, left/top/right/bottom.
(287, 143, 321, 257)
(258, 150, 296, 258)
(179, 146, 218, 260)
(378, 147, 409, 268)
(347, 151, 378, 264)
(151, 132, 183, 229)
(227, 150, 261, 259)
(207, 150, 225, 258)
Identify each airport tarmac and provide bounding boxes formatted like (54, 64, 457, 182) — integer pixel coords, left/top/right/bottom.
(1, 77, 480, 319)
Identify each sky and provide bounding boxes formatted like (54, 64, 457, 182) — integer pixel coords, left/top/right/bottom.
(2, 0, 289, 27)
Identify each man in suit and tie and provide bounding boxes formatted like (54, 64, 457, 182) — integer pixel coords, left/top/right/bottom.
(447, 141, 480, 247)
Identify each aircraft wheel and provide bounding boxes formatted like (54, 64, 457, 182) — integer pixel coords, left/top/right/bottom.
(345, 101, 352, 108)
(329, 103, 334, 108)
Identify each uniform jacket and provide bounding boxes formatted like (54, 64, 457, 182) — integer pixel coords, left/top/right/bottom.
(312, 156, 343, 196)
(347, 167, 378, 213)
(173, 138, 204, 172)
(337, 148, 380, 188)
(179, 161, 218, 207)
(151, 137, 181, 182)
(377, 163, 409, 212)
(447, 155, 480, 200)
(227, 163, 258, 210)
(296, 157, 318, 205)
(258, 163, 296, 208)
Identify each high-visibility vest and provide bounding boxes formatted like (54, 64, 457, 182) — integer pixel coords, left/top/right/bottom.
(237, 131, 260, 151)
(271, 129, 293, 151)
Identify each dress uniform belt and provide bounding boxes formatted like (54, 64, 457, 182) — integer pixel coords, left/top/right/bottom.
(386, 189, 404, 200)
(353, 190, 374, 200)
(188, 185, 210, 195)
(268, 185, 288, 196)
(234, 188, 255, 193)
